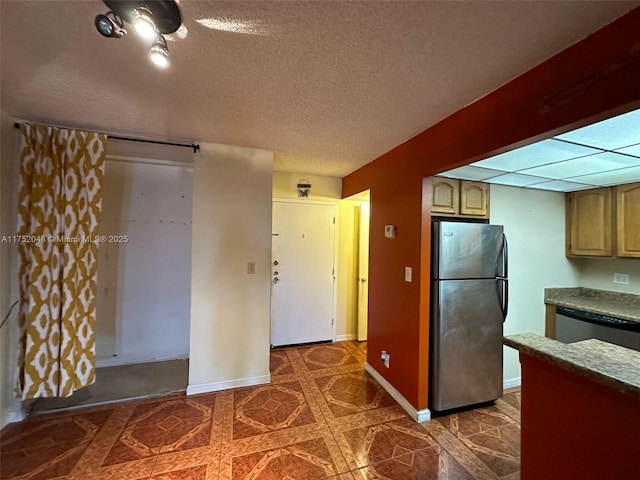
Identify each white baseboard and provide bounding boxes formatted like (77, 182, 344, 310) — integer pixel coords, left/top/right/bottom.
(1, 409, 26, 430)
(364, 363, 431, 423)
(186, 374, 271, 396)
(96, 354, 188, 368)
(334, 334, 356, 342)
(503, 377, 521, 389)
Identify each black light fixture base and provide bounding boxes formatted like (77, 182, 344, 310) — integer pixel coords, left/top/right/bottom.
(103, 0, 182, 34)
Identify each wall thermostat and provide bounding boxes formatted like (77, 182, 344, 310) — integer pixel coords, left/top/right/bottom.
(384, 225, 396, 239)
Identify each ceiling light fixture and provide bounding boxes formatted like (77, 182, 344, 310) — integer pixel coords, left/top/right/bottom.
(94, 0, 182, 68)
(94, 11, 127, 38)
(149, 35, 169, 68)
(133, 5, 156, 39)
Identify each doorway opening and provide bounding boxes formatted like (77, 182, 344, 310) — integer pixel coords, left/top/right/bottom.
(344, 190, 370, 342)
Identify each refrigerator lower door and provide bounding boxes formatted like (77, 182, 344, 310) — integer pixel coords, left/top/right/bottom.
(431, 279, 503, 411)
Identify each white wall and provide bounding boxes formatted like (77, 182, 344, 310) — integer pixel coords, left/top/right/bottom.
(188, 143, 273, 393)
(573, 257, 640, 294)
(0, 115, 24, 428)
(96, 147, 193, 366)
(490, 184, 581, 385)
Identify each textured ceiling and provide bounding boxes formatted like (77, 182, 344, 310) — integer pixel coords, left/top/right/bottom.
(1, 1, 638, 177)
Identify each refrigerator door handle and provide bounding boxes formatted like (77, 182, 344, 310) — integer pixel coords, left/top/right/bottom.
(499, 234, 509, 322)
(502, 279, 509, 322)
(502, 233, 508, 279)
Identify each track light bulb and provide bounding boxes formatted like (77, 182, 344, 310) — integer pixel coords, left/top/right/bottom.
(133, 6, 156, 39)
(95, 12, 126, 38)
(149, 36, 169, 68)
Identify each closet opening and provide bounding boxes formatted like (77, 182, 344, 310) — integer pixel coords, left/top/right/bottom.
(29, 138, 194, 412)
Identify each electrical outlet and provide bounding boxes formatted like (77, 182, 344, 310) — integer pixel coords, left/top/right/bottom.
(380, 350, 390, 368)
(613, 273, 629, 285)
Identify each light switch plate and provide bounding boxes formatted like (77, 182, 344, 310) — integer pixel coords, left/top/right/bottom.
(385, 225, 396, 239)
(247, 261, 256, 274)
(405, 267, 412, 282)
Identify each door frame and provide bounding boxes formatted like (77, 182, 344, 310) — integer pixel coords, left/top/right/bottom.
(357, 201, 370, 341)
(272, 198, 339, 343)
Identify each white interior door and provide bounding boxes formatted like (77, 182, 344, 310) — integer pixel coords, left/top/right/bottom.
(357, 202, 370, 341)
(271, 201, 335, 347)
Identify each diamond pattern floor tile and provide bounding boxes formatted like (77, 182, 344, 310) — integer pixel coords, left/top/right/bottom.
(0, 342, 522, 479)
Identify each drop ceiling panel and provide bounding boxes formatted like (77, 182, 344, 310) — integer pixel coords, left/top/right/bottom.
(442, 108, 640, 192)
(614, 143, 640, 157)
(471, 139, 602, 172)
(569, 166, 640, 186)
(438, 165, 506, 181)
(484, 173, 549, 187)
(529, 180, 595, 192)
(555, 109, 640, 149)
(522, 152, 640, 179)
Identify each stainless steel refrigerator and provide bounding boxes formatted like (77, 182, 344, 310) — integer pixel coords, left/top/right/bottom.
(430, 221, 508, 412)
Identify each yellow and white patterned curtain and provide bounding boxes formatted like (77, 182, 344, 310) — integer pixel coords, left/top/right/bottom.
(16, 123, 106, 399)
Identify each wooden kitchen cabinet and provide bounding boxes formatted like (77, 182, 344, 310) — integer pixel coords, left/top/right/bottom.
(431, 177, 489, 218)
(615, 182, 640, 258)
(432, 177, 459, 215)
(566, 187, 612, 257)
(566, 182, 640, 258)
(460, 181, 489, 217)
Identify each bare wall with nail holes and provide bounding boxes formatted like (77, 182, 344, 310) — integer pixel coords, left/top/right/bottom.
(96, 140, 194, 367)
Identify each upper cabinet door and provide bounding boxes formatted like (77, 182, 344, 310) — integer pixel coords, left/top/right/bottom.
(432, 177, 459, 215)
(616, 182, 640, 258)
(566, 187, 613, 257)
(460, 181, 489, 218)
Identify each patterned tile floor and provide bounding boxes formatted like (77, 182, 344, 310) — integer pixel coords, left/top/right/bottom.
(0, 341, 521, 479)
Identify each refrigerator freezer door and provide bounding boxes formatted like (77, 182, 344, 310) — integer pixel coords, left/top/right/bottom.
(431, 278, 504, 411)
(433, 222, 504, 280)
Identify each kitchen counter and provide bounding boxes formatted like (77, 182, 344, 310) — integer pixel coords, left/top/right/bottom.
(504, 333, 640, 398)
(544, 287, 640, 322)
(505, 333, 640, 478)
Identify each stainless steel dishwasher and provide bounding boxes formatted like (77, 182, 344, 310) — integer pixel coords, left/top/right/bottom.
(555, 306, 640, 351)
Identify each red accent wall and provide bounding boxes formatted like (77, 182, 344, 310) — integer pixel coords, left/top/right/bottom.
(519, 354, 640, 478)
(343, 8, 640, 410)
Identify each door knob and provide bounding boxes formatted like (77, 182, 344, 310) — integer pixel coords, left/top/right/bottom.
(273, 277, 280, 284)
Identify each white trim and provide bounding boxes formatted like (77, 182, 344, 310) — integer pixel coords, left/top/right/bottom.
(364, 363, 431, 423)
(503, 377, 522, 389)
(96, 355, 189, 368)
(1, 409, 26, 429)
(335, 334, 356, 342)
(186, 374, 271, 396)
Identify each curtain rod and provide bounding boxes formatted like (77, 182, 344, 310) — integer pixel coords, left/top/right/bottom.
(13, 122, 200, 154)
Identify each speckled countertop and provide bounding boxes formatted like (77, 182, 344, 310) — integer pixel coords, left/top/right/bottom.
(504, 333, 640, 398)
(545, 287, 640, 322)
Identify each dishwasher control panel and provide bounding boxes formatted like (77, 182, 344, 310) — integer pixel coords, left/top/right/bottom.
(556, 306, 640, 333)
(555, 306, 640, 351)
